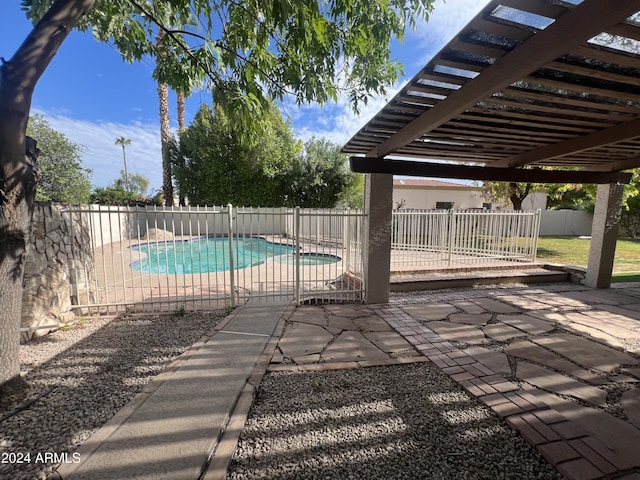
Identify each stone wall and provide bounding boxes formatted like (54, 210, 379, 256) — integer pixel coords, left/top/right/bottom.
(22, 203, 97, 342)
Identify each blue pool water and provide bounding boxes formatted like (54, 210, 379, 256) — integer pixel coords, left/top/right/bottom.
(130, 236, 297, 274)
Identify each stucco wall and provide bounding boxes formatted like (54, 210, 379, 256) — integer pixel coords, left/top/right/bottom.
(539, 210, 594, 236)
(393, 186, 486, 210)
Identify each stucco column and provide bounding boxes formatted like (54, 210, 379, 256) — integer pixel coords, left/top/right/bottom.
(584, 182, 625, 288)
(363, 173, 393, 303)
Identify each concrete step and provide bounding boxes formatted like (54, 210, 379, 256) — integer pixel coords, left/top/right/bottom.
(390, 267, 569, 292)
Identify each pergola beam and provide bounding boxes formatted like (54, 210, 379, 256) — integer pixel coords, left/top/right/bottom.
(366, 0, 640, 159)
(350, 157, 633, 184)
(491, 119, 640, 168)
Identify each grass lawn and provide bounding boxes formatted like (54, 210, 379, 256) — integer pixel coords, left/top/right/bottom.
(536, 236, 640, 276)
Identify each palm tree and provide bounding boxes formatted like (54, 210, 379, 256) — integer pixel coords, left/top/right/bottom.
(157, 31, 173, 206)
(115, 136, 131, 191)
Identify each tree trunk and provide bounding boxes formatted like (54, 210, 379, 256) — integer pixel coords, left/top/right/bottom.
(177, 92, 186, 206)
(158, 82, 172, 206)
(0, 0, 95, 392)
(508, 182, 532, 211)
(157, 32, 173, 207)
(177, 92, 185, 132)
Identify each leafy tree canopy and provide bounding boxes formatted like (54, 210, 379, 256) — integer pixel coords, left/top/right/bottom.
(111, 170, 150, 196)
(26, 114, 92, 203)
(172, 105, 360, 208)
(23, 0, 435, 128)
(481, 181, 540, 211)
(90, 185, 160, 206)
(285, 137, 361, 208)
(172, 102, 300, 206)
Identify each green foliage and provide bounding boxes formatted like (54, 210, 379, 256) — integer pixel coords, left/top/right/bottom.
(90, 186, 160, 206)
(27, 114, 92, 203)
(284, 137, 359, 208)
(111, 170, 150, 195)
(172, 103, 301, 206)
(621, 188, 640, 238)
(172, 106, 358, 207)
(482, 181, 539, 210)
(490, 170, 640, 214)
(546, 183, 595, 211)
(21, 0, 435, 124)
(340, 173, 365, 208)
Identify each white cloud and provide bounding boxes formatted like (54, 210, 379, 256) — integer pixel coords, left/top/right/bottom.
(408, 0, 492, 66)
(36, 110, 163, 194)
(292, 88, 400, 146)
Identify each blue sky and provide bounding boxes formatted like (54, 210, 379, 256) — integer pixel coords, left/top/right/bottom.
(1, 1, 490, 194)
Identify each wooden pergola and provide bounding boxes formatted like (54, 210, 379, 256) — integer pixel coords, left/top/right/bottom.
(342, 0, 640, 302)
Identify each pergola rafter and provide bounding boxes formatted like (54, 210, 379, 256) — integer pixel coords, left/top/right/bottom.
(343, 0, 640, 179)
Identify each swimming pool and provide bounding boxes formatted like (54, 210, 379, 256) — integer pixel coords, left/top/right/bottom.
(130, 236, 297, 274)
(274, 253, 342, 266)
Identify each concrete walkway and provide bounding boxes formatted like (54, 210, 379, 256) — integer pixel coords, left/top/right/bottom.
(55, 303, 290, 480)
(56, 282, 640, 480)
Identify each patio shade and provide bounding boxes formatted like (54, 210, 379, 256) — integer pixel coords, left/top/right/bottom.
(342, 0, 640, 184)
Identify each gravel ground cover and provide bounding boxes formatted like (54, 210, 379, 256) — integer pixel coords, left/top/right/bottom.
(0, 311, 223, 480)
(228, 363, 563, 480)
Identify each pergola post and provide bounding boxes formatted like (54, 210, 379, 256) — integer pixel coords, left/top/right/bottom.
(584, 183, 625, 288)
(363, 173, 393, 303)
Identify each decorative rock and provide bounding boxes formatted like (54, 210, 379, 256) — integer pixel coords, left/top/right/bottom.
(143, 228, 174, 240)
(22, 203, 96, 342)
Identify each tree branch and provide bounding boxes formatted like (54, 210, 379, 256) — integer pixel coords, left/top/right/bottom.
(127, 0, 293, 99)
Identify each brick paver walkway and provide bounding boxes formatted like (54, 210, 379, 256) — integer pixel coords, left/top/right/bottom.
(373, 283, 640, 480)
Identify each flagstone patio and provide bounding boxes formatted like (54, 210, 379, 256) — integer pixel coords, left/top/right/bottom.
(266, 282, 640, 480)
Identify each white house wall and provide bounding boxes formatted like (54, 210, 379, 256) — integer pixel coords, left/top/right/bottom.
(393, 186, 485, 210)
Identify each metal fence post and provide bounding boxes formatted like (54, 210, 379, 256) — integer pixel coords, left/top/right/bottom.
(294, 206, 301, 305)
(532, 209, 541, 262)
(343, 208, 351, 273)
(447, 209, 454, 266)
(227, 203, 236, 308)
